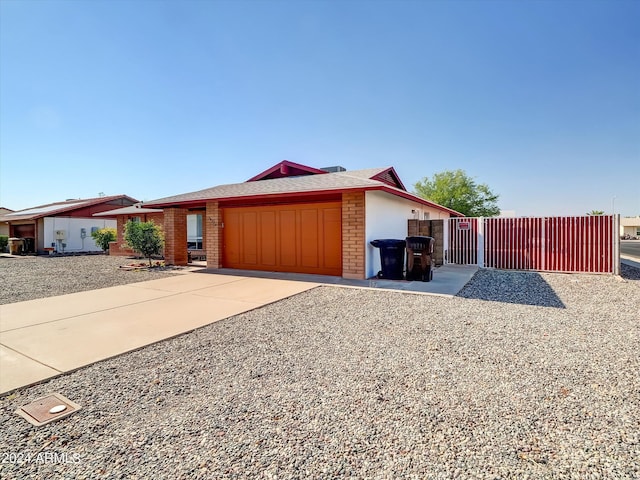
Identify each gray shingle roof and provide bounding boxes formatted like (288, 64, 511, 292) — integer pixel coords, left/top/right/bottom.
(146, 169, 392, 206)
(145, 167, 463, 216)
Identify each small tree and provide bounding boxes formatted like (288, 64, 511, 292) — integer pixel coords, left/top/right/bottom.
(414, 169, 500, 217)
(124, 220, 164, 266)
(91, 227, 117, 253)
(587, 210, 604, 216)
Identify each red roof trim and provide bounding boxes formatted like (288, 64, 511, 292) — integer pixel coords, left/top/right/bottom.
(4, 195, 139, 221)
(377, 186, 465, 217)
(150, 191, 347, 209)
(34, 195, 139, 219)
(246, 160, 328, 182)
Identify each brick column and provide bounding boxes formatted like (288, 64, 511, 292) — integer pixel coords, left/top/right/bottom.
(205, 201, 222, 269)
(109, 216, 126, 256)
(342, 192, 366, 279)
(164, 208, 188, 266)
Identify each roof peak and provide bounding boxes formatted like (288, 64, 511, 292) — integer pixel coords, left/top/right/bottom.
(246, 160, 328, 182)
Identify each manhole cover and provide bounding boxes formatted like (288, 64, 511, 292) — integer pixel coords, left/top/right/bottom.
(16, 393, 81, 426)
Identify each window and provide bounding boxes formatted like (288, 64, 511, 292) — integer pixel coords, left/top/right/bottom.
(423, 212, 430, 220)
(187, 214, 203, 249)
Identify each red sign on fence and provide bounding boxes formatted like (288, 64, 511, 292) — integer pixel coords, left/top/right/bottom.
(457, 221, 471, 231)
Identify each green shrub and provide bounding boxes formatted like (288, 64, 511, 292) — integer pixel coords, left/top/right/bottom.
(0, 235, 8, 253)
(124, 220, 164, 266)
(91, 228, 117, 253)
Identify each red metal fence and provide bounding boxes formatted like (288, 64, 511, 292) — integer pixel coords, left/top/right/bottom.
(448, 215, 619, 274)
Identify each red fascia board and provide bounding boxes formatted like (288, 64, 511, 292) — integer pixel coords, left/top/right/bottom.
(246, 160, 328, 182)
(221, 193, 342, 208)
(148, 190, 348, 209)
(26, 195, 139, 220)
(377, 186, 465, 217)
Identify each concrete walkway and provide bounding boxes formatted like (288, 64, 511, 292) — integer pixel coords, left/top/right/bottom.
(211, 264, 479, 296)
(0, 264, 477, 394)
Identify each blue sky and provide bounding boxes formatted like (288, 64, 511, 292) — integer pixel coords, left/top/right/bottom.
(1, 0, 639, 216)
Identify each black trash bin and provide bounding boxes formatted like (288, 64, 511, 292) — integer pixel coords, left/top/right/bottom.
(405, 236, 435, 282)
(370, 239, 406, 280)
(22, 237, 35, 254)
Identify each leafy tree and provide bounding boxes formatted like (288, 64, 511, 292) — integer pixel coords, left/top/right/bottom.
(414, 169, 500, 217)
(587, 210, 604, 216)
(0, 235, 8, 253)
(91, 227, 117, 253)
(124, 220, 164, 266)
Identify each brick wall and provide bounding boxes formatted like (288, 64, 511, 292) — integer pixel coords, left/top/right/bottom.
(108, 216, 129, 256)
(342, 192, 366, 279)
(164, 208, 188, 265)
(108, 241, 135, 256)
(205, 201, 221, 269)
(109, 213, 165, 257)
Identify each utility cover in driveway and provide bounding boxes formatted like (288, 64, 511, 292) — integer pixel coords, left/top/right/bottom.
(16, 393, 81, 426)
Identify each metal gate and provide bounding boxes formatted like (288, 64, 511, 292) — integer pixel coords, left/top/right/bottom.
(447, 218, 479, 265)
(447, 215, 619, 274)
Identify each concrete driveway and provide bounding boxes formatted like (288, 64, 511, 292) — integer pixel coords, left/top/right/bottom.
(0, 274, 318, 394)
(0, 264, 477, 394)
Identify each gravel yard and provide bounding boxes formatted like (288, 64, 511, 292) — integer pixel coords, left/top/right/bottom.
(0, 255, 182, 305)
(1, 264, 639, 479)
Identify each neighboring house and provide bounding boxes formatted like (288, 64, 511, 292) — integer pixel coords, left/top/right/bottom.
(0, 195, 137, 254)
(145, 160, 462, 279)
(0, 208, 13, 236)
(620, 216, 640, 238)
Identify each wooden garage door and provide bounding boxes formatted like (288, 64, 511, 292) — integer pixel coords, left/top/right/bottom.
(222, 202, 342, 276)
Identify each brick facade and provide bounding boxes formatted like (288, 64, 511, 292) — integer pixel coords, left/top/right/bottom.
(109, 213, 164, 257)
(205, 201, 222, 269)
(164, 208, 188, 266)
(342, 192, 366, 279)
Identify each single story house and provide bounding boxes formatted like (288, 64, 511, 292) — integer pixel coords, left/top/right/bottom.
(0, 195, 137, 254)
(0, 208, 13, 236)
(145, 160, 462, 279)
(620, 216, 640, 238)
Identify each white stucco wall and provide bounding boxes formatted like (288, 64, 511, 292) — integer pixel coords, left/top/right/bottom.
(44, 217, 117, 252)
(620, 216, 640, 237)
(364, 191, 450, 279)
